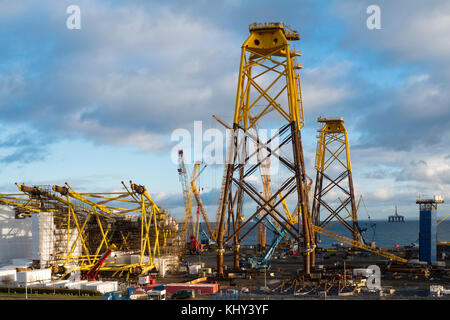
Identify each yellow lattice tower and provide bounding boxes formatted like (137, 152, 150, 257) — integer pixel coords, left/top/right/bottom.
(311, 117, 362, 243)
(216, 22, 314, 276)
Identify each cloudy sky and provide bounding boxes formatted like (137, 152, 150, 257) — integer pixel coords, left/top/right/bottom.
(0, 0, 449, 221)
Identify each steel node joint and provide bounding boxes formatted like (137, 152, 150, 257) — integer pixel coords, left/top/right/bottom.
(53, 185, 69, 196)
(131, 183, 146, 194)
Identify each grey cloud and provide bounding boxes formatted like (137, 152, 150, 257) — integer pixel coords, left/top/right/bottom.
(0, 129, 53, 164)
(0, 147, 46, 164)
(324, 0, 450, 152)
(394, 158, 450, 185)
(353, 74, 450, 151)
(331, 0, 450, 64)
(0, 1, 241, 152)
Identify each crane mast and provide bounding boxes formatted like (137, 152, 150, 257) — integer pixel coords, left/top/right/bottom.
(177, 150, 193, 256)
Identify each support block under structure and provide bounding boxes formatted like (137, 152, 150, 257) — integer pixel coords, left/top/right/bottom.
(417, 197, 443, 264)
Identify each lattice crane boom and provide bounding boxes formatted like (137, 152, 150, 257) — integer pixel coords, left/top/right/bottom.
(177, 150, 194, 256)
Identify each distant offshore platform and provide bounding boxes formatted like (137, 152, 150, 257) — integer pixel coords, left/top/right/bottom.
(388, 205, 405, 222)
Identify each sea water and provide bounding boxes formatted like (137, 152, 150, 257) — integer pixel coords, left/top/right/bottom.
(200, 220, 450, 248)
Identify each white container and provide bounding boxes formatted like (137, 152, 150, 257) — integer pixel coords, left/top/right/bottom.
(147, 289, 166, 300)
(130, 255, 141, 264)
(82, 281, 118, 294)
(45, 280, 70, 289)
(64, 280, 88, 289)
(30, 280, 52, 288)
(17, 269, 51, 284)
(114, 254, 131, 265)
(0, 269, 17, 283)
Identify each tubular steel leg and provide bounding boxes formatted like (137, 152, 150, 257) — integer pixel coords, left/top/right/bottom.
(291, 122, 312, 274)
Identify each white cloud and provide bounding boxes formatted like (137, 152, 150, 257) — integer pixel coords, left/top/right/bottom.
(372, 188, 391, 201)
(302, 61, 354, 111)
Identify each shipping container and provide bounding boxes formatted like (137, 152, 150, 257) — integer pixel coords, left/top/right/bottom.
(82, 281, 118, 294)
(64, 280, 88, 289)
(45, 280, 70, 289)
(16, 269, 51, 284)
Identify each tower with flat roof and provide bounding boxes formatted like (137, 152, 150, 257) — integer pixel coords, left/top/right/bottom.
(416, 196, 444, 264)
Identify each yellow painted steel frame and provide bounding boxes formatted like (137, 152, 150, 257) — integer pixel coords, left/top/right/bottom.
(233, 24, 304, 131)
(438, 213, 450, 226)
(284, 202, 406, 263)
(231, 24, 306, 250)
(312, 117, 361, 244)
(4, 181, 171, 279)
(313, 224, 407, 263)
(0, 194, 43, 214)
(214, 23, 316, 275)
(315, 118, 351, 174)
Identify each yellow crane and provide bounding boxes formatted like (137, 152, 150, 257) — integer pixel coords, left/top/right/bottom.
(281, 196, 407, 263)
(191, 162, 216, 242)
(177, 150, 194, 256)
(177, 151, 215, 253)
(313, 224, 407, 263)
(437, 213, 450, 226)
